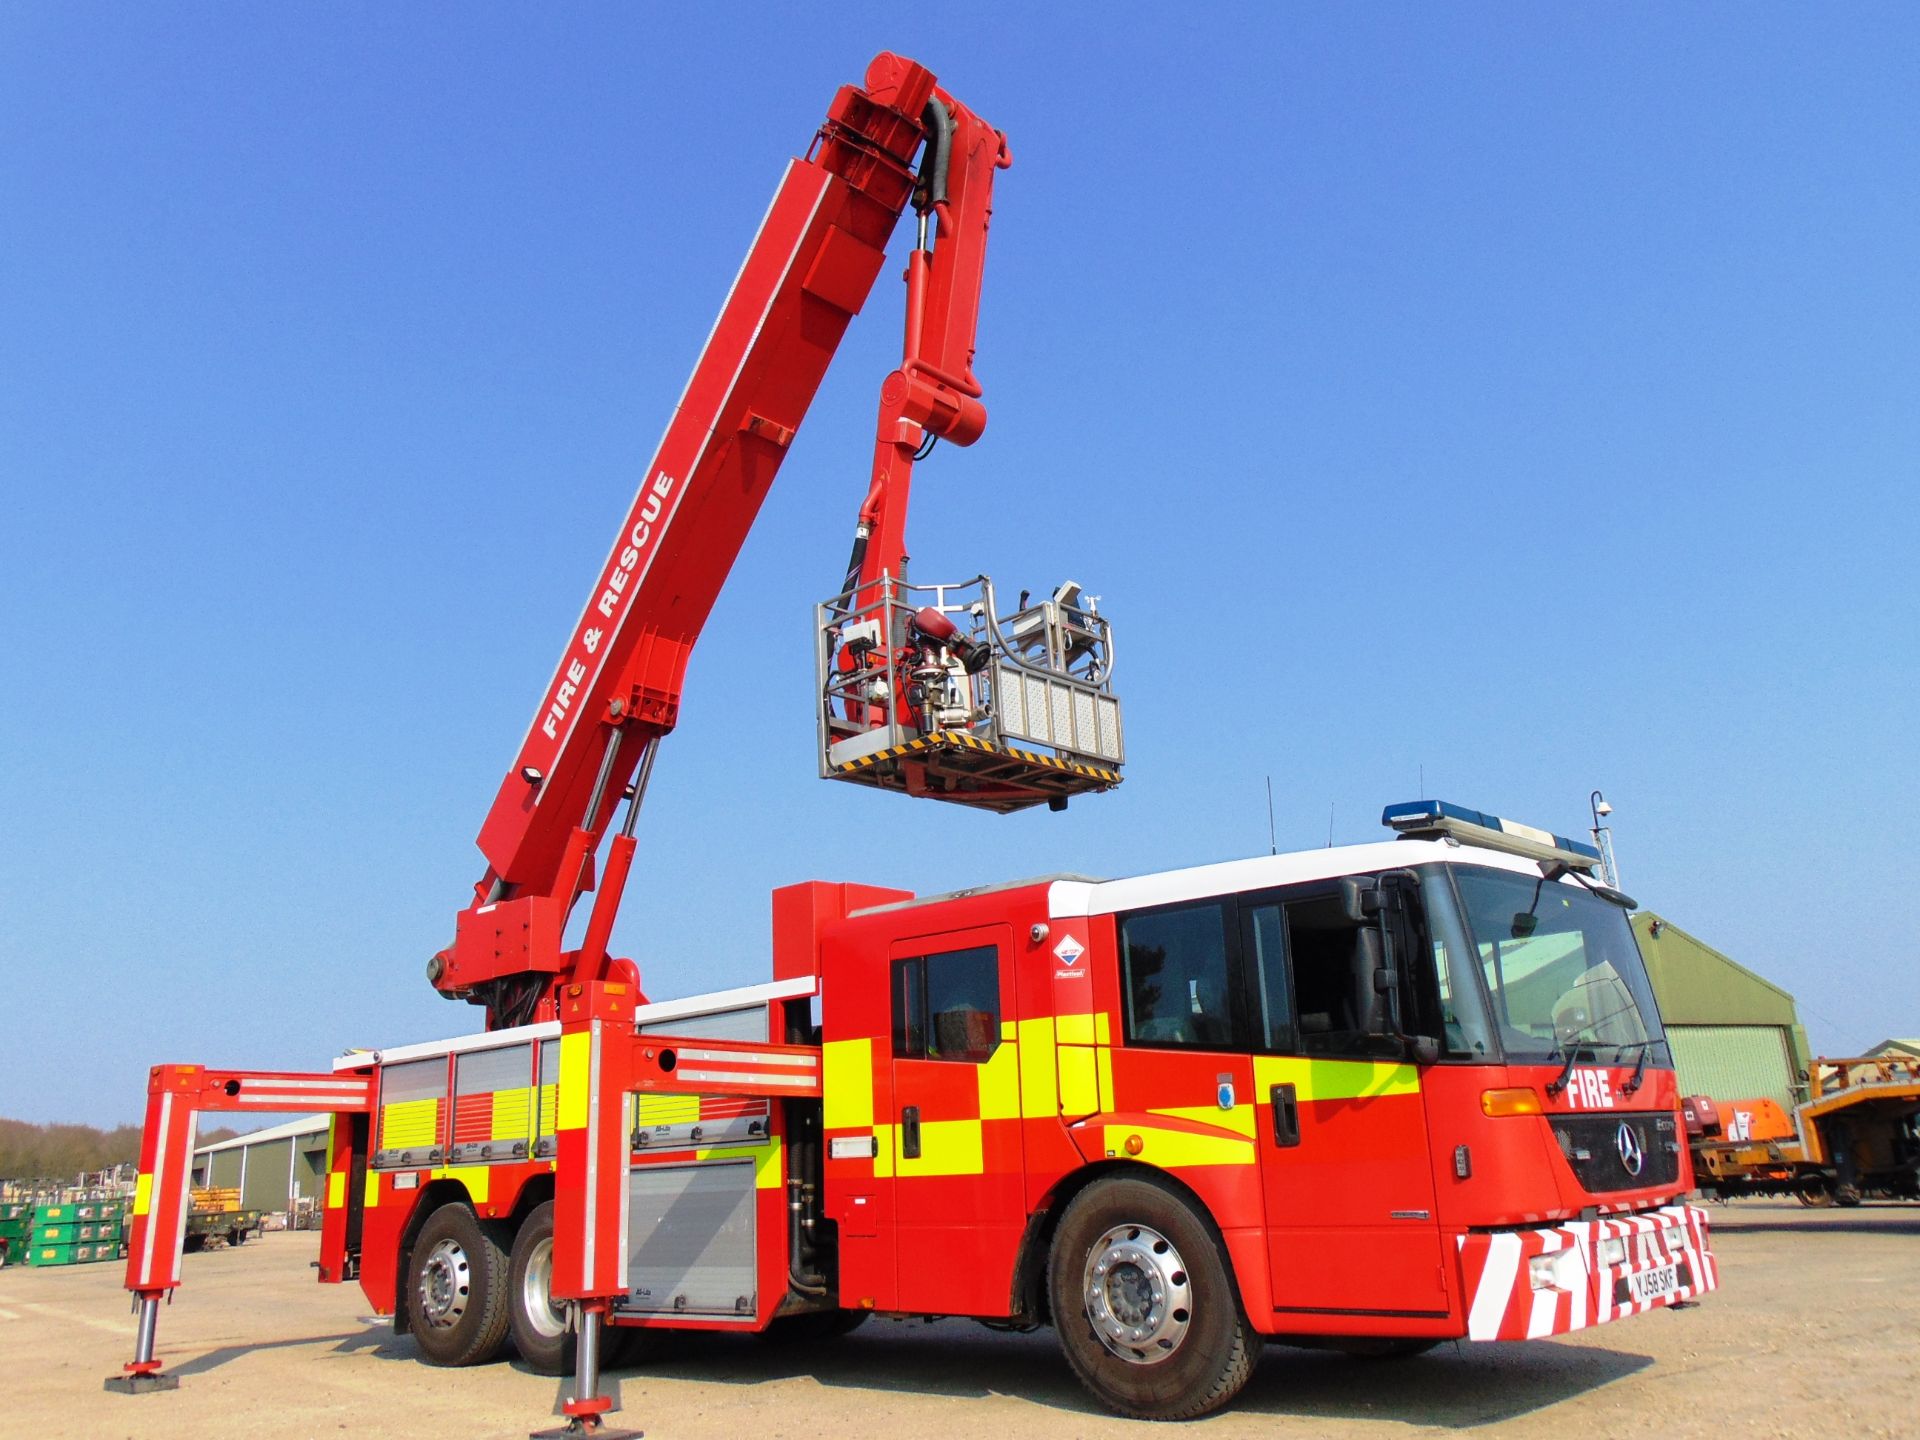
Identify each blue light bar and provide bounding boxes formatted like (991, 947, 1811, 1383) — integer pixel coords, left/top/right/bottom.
(1381, 800, 1603, 871)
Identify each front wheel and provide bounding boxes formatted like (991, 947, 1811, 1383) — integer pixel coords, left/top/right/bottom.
(1046, 1174, 1256, 1420)
(407, 1202, 511, 1366)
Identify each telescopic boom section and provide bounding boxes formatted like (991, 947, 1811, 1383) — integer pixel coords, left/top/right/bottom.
(429, 54, 1008, 1025)
(847, 88, 1010, 593)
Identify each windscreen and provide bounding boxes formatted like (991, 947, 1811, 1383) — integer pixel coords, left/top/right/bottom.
(1451, 866, 1671, 1068)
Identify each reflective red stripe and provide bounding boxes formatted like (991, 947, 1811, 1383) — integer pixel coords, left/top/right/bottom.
(1457, 1205, 1719, 1342)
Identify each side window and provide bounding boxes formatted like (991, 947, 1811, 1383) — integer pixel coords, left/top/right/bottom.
(1244, 903, 1295, 1051)
(892, 944, 999, 1063)
(1284, 893, 1378, 1059)
(1121, 902, 1241, 1050)
(891, 958, 925, 1057)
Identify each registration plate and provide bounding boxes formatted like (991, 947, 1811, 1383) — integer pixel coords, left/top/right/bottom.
(1614, 1259, 1689, 1306)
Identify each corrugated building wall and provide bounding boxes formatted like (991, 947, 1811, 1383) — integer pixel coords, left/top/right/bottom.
(189, 1117, 330, 1214)
(1635, 913, 1811, 1107)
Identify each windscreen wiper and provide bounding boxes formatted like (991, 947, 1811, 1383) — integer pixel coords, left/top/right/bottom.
(1545, 1042, 1585, 1098)
(1619, 1040, 1652, 1095)
(1565, 868, 1638, 910)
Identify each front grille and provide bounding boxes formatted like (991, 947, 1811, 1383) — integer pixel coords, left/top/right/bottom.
(1551, 1111, 1680, 1193)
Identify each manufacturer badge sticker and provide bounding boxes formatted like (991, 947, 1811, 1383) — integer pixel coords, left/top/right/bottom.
(1053, 934, 1086, 980)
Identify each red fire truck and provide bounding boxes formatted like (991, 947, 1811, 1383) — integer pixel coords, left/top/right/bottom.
(106, 52, 1715, 1432)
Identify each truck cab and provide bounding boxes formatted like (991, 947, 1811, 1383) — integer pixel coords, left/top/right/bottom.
(806, 801, 1712, 1414)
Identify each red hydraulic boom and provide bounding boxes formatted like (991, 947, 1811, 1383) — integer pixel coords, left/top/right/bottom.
(428, 54, 1114, 1030)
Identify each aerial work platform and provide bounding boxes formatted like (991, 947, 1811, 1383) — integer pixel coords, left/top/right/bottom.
(817, 575, 1124, 813)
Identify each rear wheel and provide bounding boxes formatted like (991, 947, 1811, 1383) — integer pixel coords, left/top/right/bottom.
(407, 1202, 511, 1366)
(1046, 1175, 1256, 1420)
(507, 1201, 571, 1375)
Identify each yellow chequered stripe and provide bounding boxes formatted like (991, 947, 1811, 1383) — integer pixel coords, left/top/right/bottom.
(537, 1083, 558, 1135)
(490, 1086, 532, 1142)
(833, 729, 1121, 784)
(822, 1038, 874, 1130)
(557, 1032, 590, 1130)
(430, 1164, 490, 1203)
(1252, 1055, 1419, 1101)
(693, 1138, 785, 1189)
(976, 1042, 1021, 1121)
(380, 1098, 440, 1149)
(1103, 1121, 1255, 1168)
(634, 1093, 700, 1127)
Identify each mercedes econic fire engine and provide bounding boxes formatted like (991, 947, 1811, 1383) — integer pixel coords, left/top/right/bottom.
(108, 54, 1714, 1430)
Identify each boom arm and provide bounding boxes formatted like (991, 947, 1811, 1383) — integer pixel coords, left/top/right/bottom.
(429, 54, 1008, 1024)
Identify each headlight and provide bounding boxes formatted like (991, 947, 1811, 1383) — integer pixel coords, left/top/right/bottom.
(1528, 1248, 1587, 1292)
(1599, 1236, 1628, 1266)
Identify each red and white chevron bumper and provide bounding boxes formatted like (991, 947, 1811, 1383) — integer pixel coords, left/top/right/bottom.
(1456, 1204, 1717, 1341)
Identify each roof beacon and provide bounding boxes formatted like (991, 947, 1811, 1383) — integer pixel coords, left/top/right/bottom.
(1382, 799, 1603, 871)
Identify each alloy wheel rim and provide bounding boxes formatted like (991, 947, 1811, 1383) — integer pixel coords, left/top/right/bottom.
(522, 1235, 568, 1340)
(1082, 1223, 1192, 1365)
(418, 1236, 472, 1330)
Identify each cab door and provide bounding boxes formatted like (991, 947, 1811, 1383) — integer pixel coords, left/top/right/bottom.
(1247, 886, 1450, 1318)
(885, 924, 1026, 1316)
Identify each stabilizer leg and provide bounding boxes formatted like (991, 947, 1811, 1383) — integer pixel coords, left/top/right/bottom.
(102, 1293, 180, 1393)
(530, 1300, 641, 1439)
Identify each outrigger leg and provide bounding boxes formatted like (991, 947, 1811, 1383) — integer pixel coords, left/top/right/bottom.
(534, 983, 642, 1439)
(103, 1064, 374, 1396)
(103, 1292, 178, 1394)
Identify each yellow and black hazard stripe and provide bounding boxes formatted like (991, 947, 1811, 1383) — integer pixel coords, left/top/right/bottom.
(832, 729, 1121, 784)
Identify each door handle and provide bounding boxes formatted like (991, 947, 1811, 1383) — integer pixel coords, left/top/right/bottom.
(901, 1105, 922, 1160)
(1270, 1083, 1300, 1148)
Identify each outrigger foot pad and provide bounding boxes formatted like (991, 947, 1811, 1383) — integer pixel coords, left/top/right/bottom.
(103, 1372, 179, 1394)
(529, 1424, 642, 1439)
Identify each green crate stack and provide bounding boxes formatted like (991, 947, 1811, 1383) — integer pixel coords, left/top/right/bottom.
(34, 1200, 127, 1224)
(20, 1239, 128, 1267)
(14, 1200, 132, 1266)
(29, 1219, 124, 1245)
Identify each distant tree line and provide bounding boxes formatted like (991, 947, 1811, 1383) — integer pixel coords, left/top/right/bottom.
(0, 1117, 237, 1181)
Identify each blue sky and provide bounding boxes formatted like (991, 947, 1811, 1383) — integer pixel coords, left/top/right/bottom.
(3, 7, 1914, 1125)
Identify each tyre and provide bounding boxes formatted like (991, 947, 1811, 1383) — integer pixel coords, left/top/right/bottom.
(1797, 1185, 1834, 1208)
(507, 1200, 655, 1374)
(406, 1202, 511, 1366)
(228, 1228, 247, 1246)
(507, 1201, 573, 1375)
(183, 1233, 205, 1254)
(1046, 1174, 1256, 1420)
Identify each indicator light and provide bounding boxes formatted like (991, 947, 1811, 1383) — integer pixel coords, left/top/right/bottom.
(1482, 1088, 1545, 1117)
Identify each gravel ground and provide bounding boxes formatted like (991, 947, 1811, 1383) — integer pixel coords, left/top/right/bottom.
(2, 1200, 1914, 1439)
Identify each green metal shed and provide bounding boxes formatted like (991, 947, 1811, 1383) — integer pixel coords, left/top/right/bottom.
(189, 1115, 331, 1216)
(1635, 912, 1812, 1107)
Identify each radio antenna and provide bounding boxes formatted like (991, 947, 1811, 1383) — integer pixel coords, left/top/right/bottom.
(1265, 777, 1277, 855)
